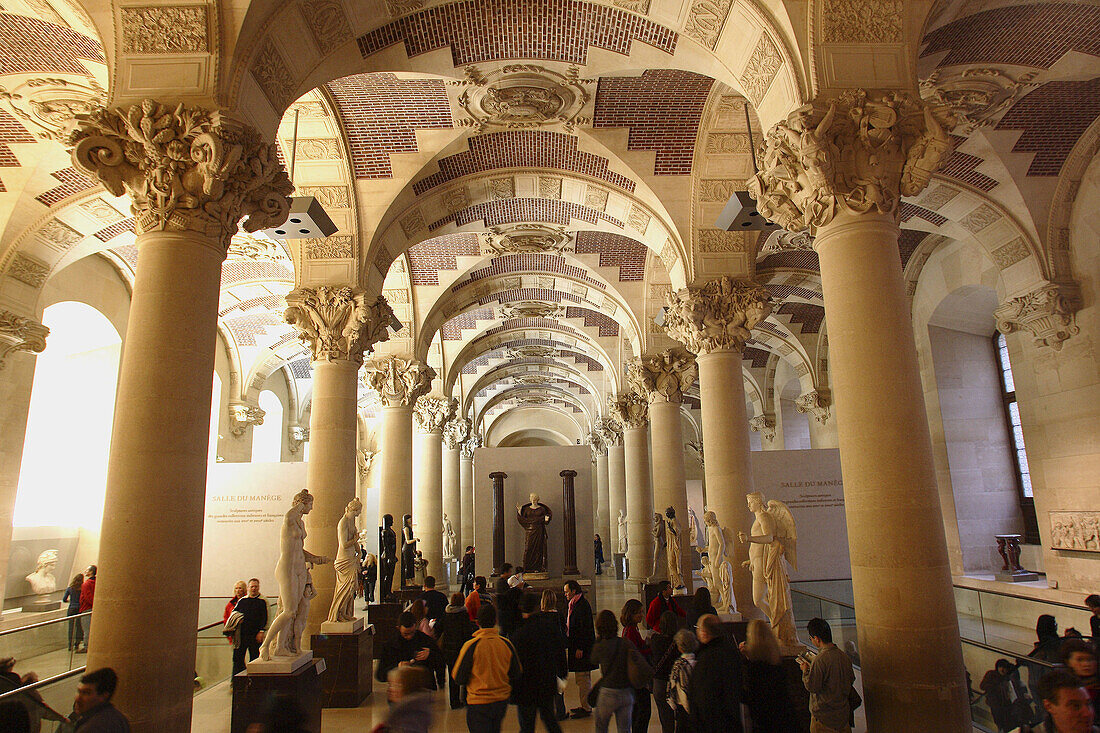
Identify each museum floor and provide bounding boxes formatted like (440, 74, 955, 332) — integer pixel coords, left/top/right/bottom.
(190, 573, 872, 732)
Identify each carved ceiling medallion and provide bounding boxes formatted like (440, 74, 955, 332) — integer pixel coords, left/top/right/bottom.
(499, 301, 567, 319)
(507, 345, 557, 359)
(759, 229, 815, 257)
(920, 68, 1039, 135)
(482, 224, 572, 256)
(456, 64, 592, 133)
(0, 77, 105, 140)
(514, 373, 556, 385)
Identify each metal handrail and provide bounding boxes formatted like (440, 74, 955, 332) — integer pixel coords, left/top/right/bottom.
(952, 582, 1090, 612)
(0, 611, 90, 637)
(790, 587, 855, 610)
(0, 665, 86, 704)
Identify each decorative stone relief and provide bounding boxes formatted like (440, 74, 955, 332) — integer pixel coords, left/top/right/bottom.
(78, 198, 125, 224)
(284, 287, 394, 363)
(698, 229, 745, 252)
(37, 219, 82, 251)
(705, 133, 750, 153)
(686, 440, 704, 467)
(607, 391, 648, 429)
(612, 0, 650, 12)
(120, 6, 209, 54)
(994, 281, 1081, 351)
(795, 390, 831, 424)
(508, 345, 557, 359)
(304, 235, 353, 259)
(227, 234, 288, 262)
(460, 433, 482, 459)
(0, 77, 105, 141)
(399, 209, 425, 237)
(748, 89, 952, 232)
(455, 64, 592, 133)
(759, 229, 814, 255)
(287, 425, 308, 453)
(414, 396, 456, 434)
(229, 402, 265, 436)
(683, 0, 733, 50)
(920, 68, 1039, 135)
(627, 205, 651, 233)
(699, 179, 737, 203)
(490, 178, 515, 200)
(960, 204, 1000, 233)
(514, 374, 556, 385)
(295, 138, 340, 159)
(1049, 511, 1100, 552)
(68, 100, 292, 248)
(627, 348, 697, 404)
(7, 253, 50, 287)
(585, 186, 609, 212)
(382, 289, 409, 304)
(919, 184, 960, 211)
(363, 356, 436, 407)
(585, 427, 607, 459)
(539, 176, 562, 200)
(821, 0, 903, 43)
(749, 414, 776, 441)
(441, 187, 469, 212)
(298, 186, 350, 208)
(517, 394, 554, 406)
(442, 416, 471, 449)
(482, 224, 571, 256)
(299, 0, 352, 55)
(251, 40, 296, 111)
(661, 276, 774, 355)
(356, 449, 377, 477)
(385, 0, 423, 17)
(595, 415, 623, 447)
(499, 301, 566, 319)
(739, 34, 782, 105)
(0, 309, 48, 370)
(990, 238, 1030, 269)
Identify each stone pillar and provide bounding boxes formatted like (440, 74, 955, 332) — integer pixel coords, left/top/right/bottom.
(750, 88, 969, 730)
(489, 471, 507, 575)
(66, 100, 292, 731)
(662, 277, 773, 616)
(459, 436, 478, 555)
(628, 349, 696, 591)
(442, 417, 468, 571)
(607, 440, 626, 559)
(364, 356, 435, 589)
(608, 392, 653, 582)
(413, 396, 455, 587)
(285, 287, 395, 641)
(591, 442, 611, 559)
(560, 469, 579, 575)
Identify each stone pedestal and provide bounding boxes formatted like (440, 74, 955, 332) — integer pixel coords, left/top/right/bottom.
(367, 602, 402, 660)
(246, 651, 314, 675)
(21, 600, 60, 613)
(232, 659, 325, 733)
(994, 534, 1039, 582)
(612, 552, 626, 580)
(311, 624, 374, 707)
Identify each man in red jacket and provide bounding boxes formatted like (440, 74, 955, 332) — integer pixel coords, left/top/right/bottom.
(77, 565, 96, 653)
(646, 580, 685, 630)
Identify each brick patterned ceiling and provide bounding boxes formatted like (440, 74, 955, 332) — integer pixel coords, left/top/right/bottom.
(741, 347, 771, 369)
(0, 13, 103, 74)
(413, 131, 635, 195)
(899, 201, 948, 227)
(356, 0, 677, 67)
(456, 253, 606, 291)
(995, 78, 1100, 176)
(757, 251, 819, 271)
(939, 136, 998, 193)
(93, 218, 135, 242)
(36, 167, 97, 207)
(482, 318, 584, 338)
(776, 302, 825, 334)
(441, 306, 496, 340)
(574, 231, 646, 280)
(407, 234, 480, 285)
(593, 70, 715, 175)
(431, 198, 624, 230)
(564, 306, 619, 336)
(899, 229, 932, 268)
(461, 349, 605, 374)
(0, 110, 34, 167)
(325, 73, 452, 179)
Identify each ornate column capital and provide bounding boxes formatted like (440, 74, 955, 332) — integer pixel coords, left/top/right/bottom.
(285, 288, 393, 364)
(460, 433, 482, 460)
(287, 425, 308, 454)
(594, 416, 623, 447)
(662, 276, 775, 355)
(443, 416, 471, 449)
(607, 391, 648, 429)
(686, 440, 704, 468)
(414, 396, 456, 434)
(585, 429, 607, 460)
(995, 281, 1081, 351)
(363, 356, 436, 407)
(749, 414, 776, 441)
(795, 389, 831, 424)
(748, 89, 953, 232)
(0, 309, 48, 370)
(67, 100, 292, 249)
(228, 401, 265, 436)
(357, 448, 377, 477)
(627, 347, 697, 404)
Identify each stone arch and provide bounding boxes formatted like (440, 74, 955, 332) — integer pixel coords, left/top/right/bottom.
(460, 361, 605, 417)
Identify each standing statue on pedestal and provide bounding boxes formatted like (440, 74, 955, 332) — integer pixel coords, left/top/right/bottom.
(259, 490, 331, 661)
(516, 493, 552, 574)
(327, 498, 362, 624)
(649, 512, 666, 581)
(739, 492, 800, 650)
(703, 511, 737, 616)
(442, 513, 456, 560)
(688, 508, 701, 549)
(665, 507, 684, 590)
(401, 514, 418, 588)
(378, 514, 397, 602)
(617, 510, 628, 554)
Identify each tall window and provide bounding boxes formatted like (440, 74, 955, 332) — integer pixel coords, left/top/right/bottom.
(995, 333, 1039, 541)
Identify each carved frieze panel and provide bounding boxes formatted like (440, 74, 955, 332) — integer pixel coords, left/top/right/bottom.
(0, 77, 105, 141)
(919, 184, 960, 211)
(698, 229, 745, 252)
(539, 176, 562, 200)
(705, 133, 750, 154)
(78, 198, 126, 224)
(298, 186, 350, 208)
(251, 39, 296, 111)
(490, 177, 516, 200)
(482, 224, 571, 256)
(442, 187, 469, 212)
(121, 5, 209, 54)
(7, 253, 49, 287)
(699, 179, 737, 203)
(399, 209, 425, 237)
(1049, 511, 1100, 553)
(37, 219, 83, 252)
(990, 238, 1029, 269)
(821, 0, 902, 43)
(739, 34, 782, 105)
(683, 0, 733, 50)
(584, 186, 609, 211)
(299, 0, 352, 55)
(304, 235, 354, 259)
(960, 204, 1001, 233)
(295, 138, 340, 159)
(627, 205, 650, 233)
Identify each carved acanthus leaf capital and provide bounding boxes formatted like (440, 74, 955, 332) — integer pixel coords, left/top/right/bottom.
(584, 429, 606, 460)
(749, 414, 776, 441)
(363, 356, 435, 407)
(994, 281, 1081, 351)
(662, 277, 774, 355)
(229, 402, 265, 436)
(627, 348, 697, 404)
(607, 391, 648, 429)
(67, 100, 292, 248)
(460, 433, 483, 460)
(794, 390, 831, 424)
(748, 89, 953, 232)
(285, 288, 393, 364)
(443, 416, 471, 449)
(594, 416, 623, 447)
(414, 396, 456, 434)
(0, 310, 48, 370)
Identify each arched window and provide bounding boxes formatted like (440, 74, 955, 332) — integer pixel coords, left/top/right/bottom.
(995, 333, 1039, 541)
(251, 390, 284, 462)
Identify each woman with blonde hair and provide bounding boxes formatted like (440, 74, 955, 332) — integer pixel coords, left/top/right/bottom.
(738, 619, 795, 732)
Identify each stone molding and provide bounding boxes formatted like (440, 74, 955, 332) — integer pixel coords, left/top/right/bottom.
(794, 389, 831, 424)
(748, 414, 776, 441)
(229, 402, 265, 436)
(627, 348, 697, 404)
(994, 281, 1081, 351)
(0, 309, 49, 370)
(460, 433, 482, 460)
(67, 100, 292, 249)
(442, 416, 471, 448)
(662, 276, 774, 355)
(748, 89, 952, 233)
(607, 391, 648, 429)
(284, 288, 393, 364)
(364, 356, 436, 407)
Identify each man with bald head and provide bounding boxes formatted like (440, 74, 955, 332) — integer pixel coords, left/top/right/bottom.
(687, 614, 743, 732)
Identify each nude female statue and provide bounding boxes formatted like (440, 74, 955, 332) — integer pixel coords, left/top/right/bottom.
(259, 489, 330, 660)
(665, 507, 684, 590)
(327, 497, 362, 624)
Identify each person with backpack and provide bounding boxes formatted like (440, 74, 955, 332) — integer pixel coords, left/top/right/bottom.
(452, 604, 522, 733)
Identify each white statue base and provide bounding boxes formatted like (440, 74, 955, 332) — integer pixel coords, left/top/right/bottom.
(246, 650, 313, 675)
(524, 571, 549, 581)
(716, 612, 742, 622)
(320, 617, 365, 634)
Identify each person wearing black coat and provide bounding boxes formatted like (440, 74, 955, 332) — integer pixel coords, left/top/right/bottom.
(563, 580, 596, 717)
(510, 595, 568, 733)
(650, 611, 680, 732)
(376, 611, 446, 689)
(688, 614, 743, 733)
(436, 593, 477, 709)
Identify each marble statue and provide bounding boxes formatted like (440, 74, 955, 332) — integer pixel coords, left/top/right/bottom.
(25, 549, 58, 595)
(327, 498, 362, 624)
(649, 512, 666, 581)
(665, 507, 684, 590)
(401, 514, 417, 587)
(617, 510, 628, 554)
(703, 511, 737, 616)
(688, 508, 701, 548)
(259, 490, 330, 661)
(442, 513, 456, 560)
(739, 491, 800, 649)
(516, 493, 552, 573)
(378, 514, 397, 601)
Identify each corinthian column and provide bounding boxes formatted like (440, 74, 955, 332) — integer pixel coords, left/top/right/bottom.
(459, 435, 480, 555)
(750, 88, 968, 730)
(66, 99, 292, 731)
(599, 418, 626, 562)
(413, 396, 455, 587)
(608, 393, 650, 581)
(364, 356, 435, 587)
(285, 287, 393, 639)
(585, 427, 611, 553)
(662, 276, 773, 616)
(442, 416, 469, 568)
(627, 350, 696, 591)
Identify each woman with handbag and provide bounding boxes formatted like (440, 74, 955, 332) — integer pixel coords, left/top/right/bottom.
(621, 599, 652, 732)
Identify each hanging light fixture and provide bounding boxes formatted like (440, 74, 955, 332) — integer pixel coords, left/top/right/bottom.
(261, 108, 339, 240)
(714, 101, 780, 232)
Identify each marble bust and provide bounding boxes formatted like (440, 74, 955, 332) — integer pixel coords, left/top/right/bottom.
(25, 549, 58, 595)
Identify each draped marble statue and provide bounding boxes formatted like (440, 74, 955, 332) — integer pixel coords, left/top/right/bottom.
(649, 512, 666, 581)
(442, 513, 456, 560)
(739, 492, 800, 650)
(327, 498, 362, 624)
(617, 510, 628, 554)
(665, 506, 684, 590)
(703, 511, 737, 616)
(516, 493, 552, 573)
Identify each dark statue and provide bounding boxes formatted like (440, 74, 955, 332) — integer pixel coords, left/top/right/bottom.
(516, 493, 553, 573)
